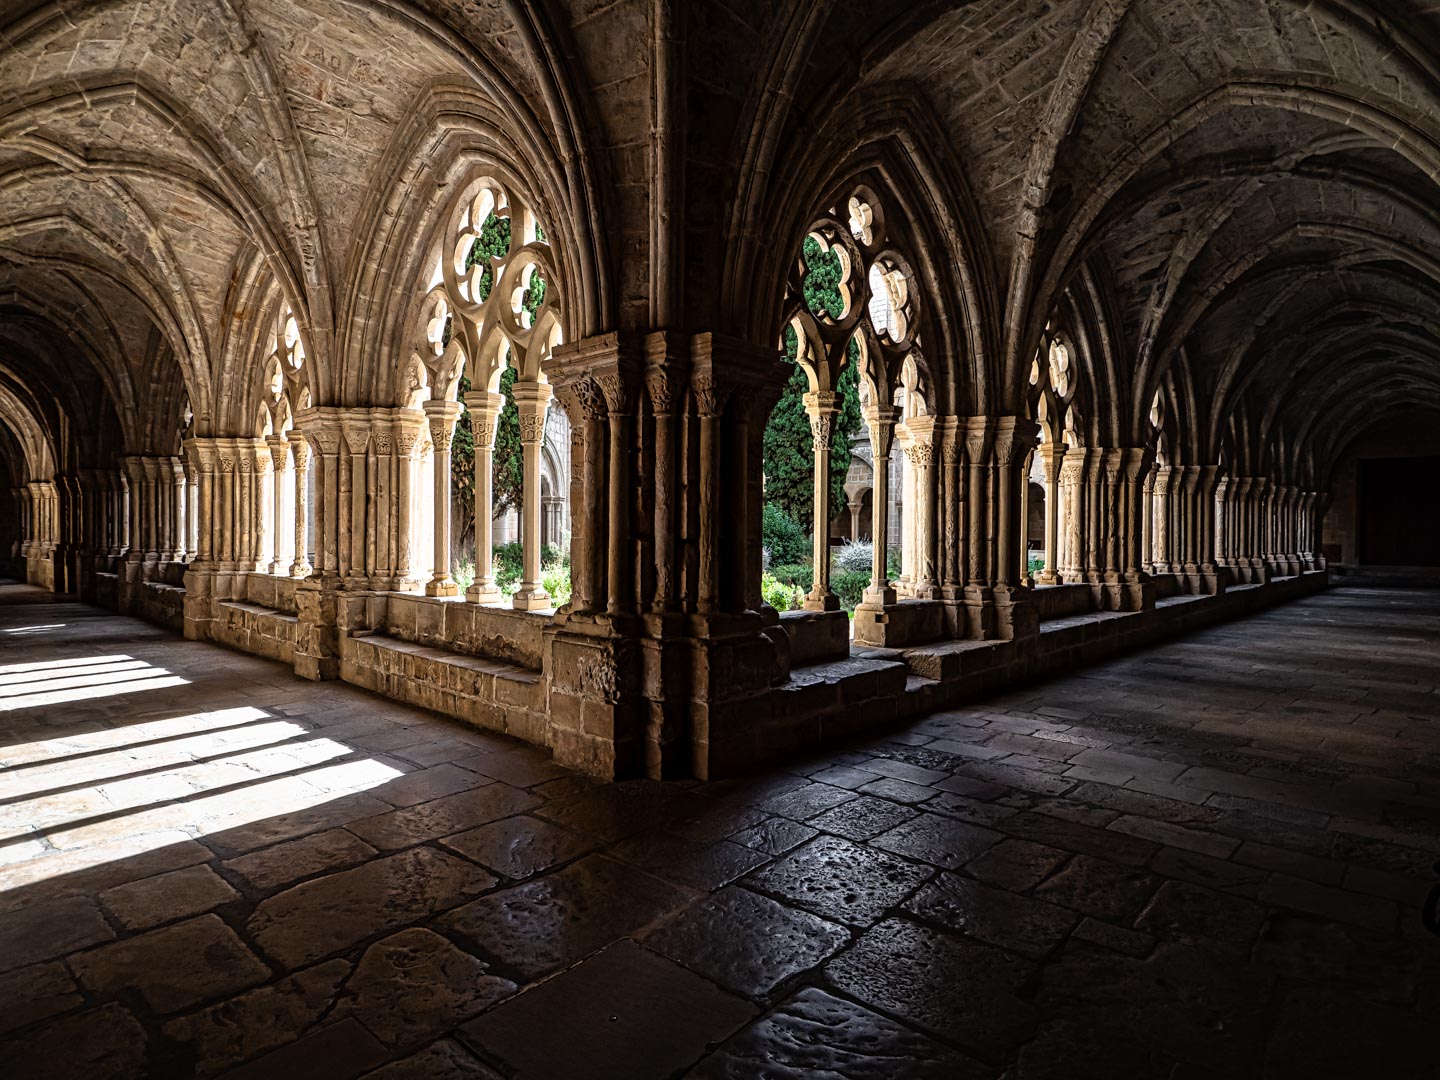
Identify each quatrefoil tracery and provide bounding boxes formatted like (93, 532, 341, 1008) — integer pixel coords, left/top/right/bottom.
(784, 188, 922, 405)
(435, 177, 563, 396)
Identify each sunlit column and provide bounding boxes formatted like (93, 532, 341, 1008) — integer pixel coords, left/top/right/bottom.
(802, 390, 840, 611)
(289, 432, 311, 578)
(423, 400, 462, 597)
(267, 436, 291, 574)
(464, 389, 505, 604)
(906, 417, 938, 597)
(1042, 444, 1066, 583)
(863, 404, 898, 605)
(512, 381, 553, 610)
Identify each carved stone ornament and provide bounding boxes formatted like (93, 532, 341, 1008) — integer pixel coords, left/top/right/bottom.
(373, 433, 395, 455)
(429, 420, 454, 453)
(808, 411, 835, 451)
(575, 377, 608, 421)
(519, 412, 547, 444)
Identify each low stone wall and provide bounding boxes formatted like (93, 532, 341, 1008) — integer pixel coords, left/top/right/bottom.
(131, 580, 185, 633)
(242, 573, 299, 614)
(383, 594, 545, 670)
(778, 609, 851, 665)
(1031, 583, 1092, 620)
(210, 601, 297, 664)
(340, 632, 546, 744)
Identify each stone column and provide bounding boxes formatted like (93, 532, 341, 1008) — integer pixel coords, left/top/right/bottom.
(1042, 443, 1065, 587)
(646, 359, 684, 614)
(511, 380, 554, 610)
(170, 457, 187, 562)
(599, 369, 638, 617)
(862, 404, 899, 605)
(939, 419, 963, 599)
(802, 390, 840, 612)
(392, 421, 422, 589)
(252, 442, 273, 573)
(289, 431, 312, 578)
(423, 400, 462, 597)
(463, 389, 505, 604)
(694, 374, 732, 616)
(268, 436, 292, 574)
(905, 415, 938, 598)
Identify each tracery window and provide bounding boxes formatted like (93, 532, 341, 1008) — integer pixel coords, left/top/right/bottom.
(405, 177, 569, 609)
(762, 187, 931, 615)
(256, 305, 311, 578)
(1027, 329, 1081, 584)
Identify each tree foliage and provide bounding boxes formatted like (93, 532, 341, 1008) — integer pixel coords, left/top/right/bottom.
(762, 234, 863, 537)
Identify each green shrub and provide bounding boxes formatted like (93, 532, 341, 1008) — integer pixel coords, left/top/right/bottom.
(1028, 556, 1045, 576)
(542, 559, 572, 609)
(760, 573, 804, 612)
(452, 558, 475, 592)
(493, 542, 523, 594)
(769, 563, 812, 590)
(763, 503, 809, 567)
(832, 569, 869, 611)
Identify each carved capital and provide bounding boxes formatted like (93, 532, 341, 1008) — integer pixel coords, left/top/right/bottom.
(693, 375, 732, 418)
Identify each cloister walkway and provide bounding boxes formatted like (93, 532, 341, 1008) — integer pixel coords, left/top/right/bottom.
(1, 581, 1436, 1078)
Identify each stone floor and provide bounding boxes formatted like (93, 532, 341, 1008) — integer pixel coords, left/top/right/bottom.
(1, 582, 1437, 1079)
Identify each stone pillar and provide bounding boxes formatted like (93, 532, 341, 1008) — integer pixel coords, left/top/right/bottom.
(904, 415, 938, 598)
(464, 389, 505, 604)
(694, 374, 732, 616)
(268, 436, 292, 575)
(963, 418, 992, 624)
(862, 404, 898, 605)
(1042, 443, 1065, 587)
(289, 431, 312, 578)
(170, 457, 187, 562)
(802, 390, 840, 612)
(512, 380, 554, 610)
(646, 358, 684, 614)
(939, 419, 964, 600)
(422, 400, 462, 597)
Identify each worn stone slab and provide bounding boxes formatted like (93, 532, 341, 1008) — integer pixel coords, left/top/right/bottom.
(99, 864, 238, 930)
(438, 814, 591, 879)
(0, 960, 85, 1035)
(72, 914, 270, 1014)
(223, 827, 379, 893)
(163, 960, 352, 1077)
(459, 941, 753, 1079)
(744, 835, 933, 927)
(346, 783, 542, 851)
(248, 847, 496, 968)
(0, 894, 113, 973)
(688, 987, 990, 1079)
(440, 854, 691, 980)
(825, 917, 1035, 1056)
(330, 928, 516, 1048)
(646, 885, 849, 997)
(904, 872, 1079, 959)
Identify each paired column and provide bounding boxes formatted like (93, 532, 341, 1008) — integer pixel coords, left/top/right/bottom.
(861, 404, 899, 606)
(801, 390, 840, 612)
(268, 436, 293, 575)
(288, 431, 312, 577)
(464, 389, 506, 604)
(422, 400, 463, 597)
(511, 381, 554, 610)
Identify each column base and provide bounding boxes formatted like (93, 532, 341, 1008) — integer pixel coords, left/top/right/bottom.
(802, 588, 840, 612)
(425, 578, 461, 598)
(512, 586, 553, 611)
(863, 584, 897, 606)
(466, 582, 504, 605)
(853, 599, 945, 648)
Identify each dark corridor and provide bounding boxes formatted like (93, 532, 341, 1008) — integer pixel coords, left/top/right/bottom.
(1360, 456, 1440, 566)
